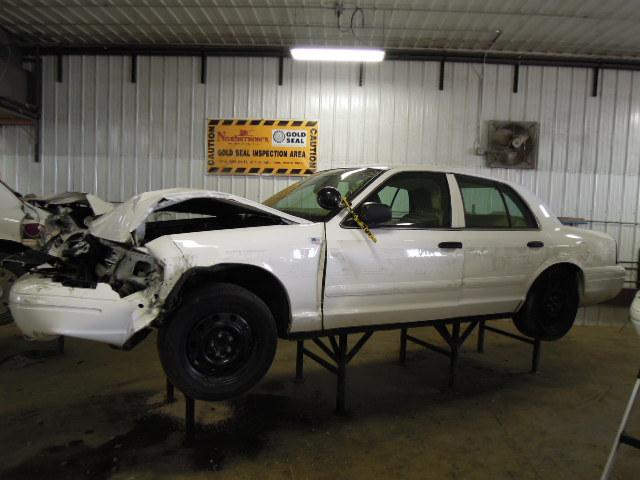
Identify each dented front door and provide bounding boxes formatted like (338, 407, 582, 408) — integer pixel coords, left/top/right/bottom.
(321, 171, 464, 329)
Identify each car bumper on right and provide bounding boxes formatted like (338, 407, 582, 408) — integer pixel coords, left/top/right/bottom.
(582, 265, 626, 305)
(630, 291, 640, 334)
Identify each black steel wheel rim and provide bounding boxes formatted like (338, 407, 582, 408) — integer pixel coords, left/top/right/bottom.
(186, 313, 253, 376)
(541, 284, 566, 319)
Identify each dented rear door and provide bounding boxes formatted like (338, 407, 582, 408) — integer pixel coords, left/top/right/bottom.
(454, 174, 550, 316)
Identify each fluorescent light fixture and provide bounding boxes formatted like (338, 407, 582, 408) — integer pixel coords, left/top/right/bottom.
(290, 47, 385, 62)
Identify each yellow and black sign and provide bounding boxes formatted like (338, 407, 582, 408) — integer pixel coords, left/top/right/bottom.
(206, 119, 318, 175)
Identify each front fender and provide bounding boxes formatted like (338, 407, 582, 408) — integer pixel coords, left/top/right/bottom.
(146, 224, 326, 333)
(145, 235, 192, 303)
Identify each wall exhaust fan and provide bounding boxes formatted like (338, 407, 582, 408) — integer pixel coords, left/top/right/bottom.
(486, 121, 539, 169)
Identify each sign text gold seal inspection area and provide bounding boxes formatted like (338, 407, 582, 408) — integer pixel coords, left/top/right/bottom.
(341, 197, 377, 243)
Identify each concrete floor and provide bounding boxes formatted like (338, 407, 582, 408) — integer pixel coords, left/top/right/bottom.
(1, 317, 640, 480)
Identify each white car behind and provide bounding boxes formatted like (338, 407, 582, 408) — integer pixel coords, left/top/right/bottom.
(630, 291, 640, 334)
(0, 180, 113, 324)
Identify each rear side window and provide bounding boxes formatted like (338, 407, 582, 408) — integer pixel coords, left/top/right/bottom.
(501, 185, 538, 228)
(456, 175, 537, 229)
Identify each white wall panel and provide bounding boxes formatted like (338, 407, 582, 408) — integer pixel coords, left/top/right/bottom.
(0, 124, 39, 194)
(2, 55, 640, 319)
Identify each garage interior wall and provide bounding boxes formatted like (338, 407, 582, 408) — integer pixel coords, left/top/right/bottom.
(0, 54, 638, 324)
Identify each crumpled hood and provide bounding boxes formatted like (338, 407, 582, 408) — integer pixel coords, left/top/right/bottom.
(28, 192, 114, 216)
(89, 188, 309, 243)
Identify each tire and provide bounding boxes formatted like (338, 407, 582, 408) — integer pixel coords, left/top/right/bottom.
(0, 251, 25, 326)
(157, 282, 278, 401)
(513, 266, 579, 341)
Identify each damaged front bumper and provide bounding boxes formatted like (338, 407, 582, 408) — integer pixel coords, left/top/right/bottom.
(9, 273, 161, 347)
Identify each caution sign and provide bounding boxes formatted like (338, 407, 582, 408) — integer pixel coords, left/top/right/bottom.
(206, 119, 318, 175)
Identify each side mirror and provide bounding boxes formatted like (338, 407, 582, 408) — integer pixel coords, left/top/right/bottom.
(360, 202, 391, 226)
(316, 186, 342, 210)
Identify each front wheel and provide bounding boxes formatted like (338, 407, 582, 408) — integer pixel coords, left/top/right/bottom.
(513, 266, 579, 341)
(157, 283, 278, 401)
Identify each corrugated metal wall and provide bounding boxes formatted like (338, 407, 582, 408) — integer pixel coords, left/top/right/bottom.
(0, 124, 38, 194)
(0, 55, 638, 325)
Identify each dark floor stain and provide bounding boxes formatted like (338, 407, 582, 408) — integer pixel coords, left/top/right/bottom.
(0, 349, 60, 368)
(1, 391, 323, 480)
(3, 414, 181, 480)
(1, 356, 524, 480)
(190, 393, 322, 471)
(44, 445, 67, 454)
(260, 379, 286, 392)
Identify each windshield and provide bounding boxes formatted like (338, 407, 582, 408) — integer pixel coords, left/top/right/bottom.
(263, 168, 383, 221)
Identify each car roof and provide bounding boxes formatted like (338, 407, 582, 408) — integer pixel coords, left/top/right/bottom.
(338, 165, 516, 184)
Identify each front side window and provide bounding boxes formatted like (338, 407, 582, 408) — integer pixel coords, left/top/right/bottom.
(377, 185, 410, 220)
(456, 175, 537, 229)
(353, 171, 451, 228)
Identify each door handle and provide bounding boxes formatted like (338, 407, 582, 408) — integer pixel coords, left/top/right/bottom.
(527, 241, 544, 248)
(438, 241, 463, 249)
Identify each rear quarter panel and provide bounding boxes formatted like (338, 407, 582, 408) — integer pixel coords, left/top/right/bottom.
(507, 183, 623, 306)
(522, 225, 623, 305)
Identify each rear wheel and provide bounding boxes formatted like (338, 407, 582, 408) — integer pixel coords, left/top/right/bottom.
(0, 251, 25, 326)
(513, 266, 579, 341)
(157, 283, 277, 401)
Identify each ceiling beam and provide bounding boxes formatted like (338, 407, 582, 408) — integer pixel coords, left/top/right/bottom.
(22, 44, 640, 71)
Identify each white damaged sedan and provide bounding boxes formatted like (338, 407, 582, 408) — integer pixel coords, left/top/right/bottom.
(9, 167, 625, 400)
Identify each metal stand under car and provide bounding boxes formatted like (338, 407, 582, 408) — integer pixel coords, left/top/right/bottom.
(293, 317, 542, 413)
(601, 369, 640, 480)
(166, 317, 543, 442)
(164, 379, 198, 445)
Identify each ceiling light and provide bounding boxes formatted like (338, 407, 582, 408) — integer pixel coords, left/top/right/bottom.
(290, 47, 385, 62)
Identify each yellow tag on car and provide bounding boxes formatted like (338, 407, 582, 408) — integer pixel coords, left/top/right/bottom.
(342, 197, 377, 243)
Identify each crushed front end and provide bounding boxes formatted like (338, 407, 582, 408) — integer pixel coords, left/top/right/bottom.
(8, 187, 304, 348)
(9, 234, 172, 347)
